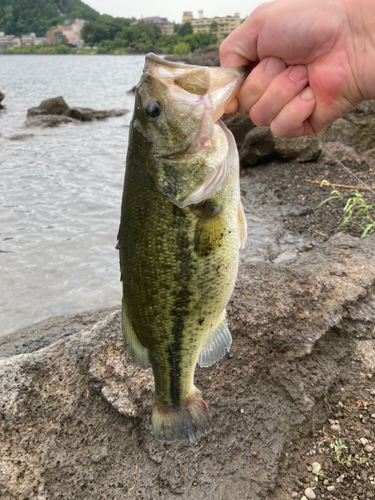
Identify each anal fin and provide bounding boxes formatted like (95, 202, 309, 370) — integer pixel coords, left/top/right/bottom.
(198, 310, 232, 368)
(122, 301, 150, 370)
(238, 200, 247, 249)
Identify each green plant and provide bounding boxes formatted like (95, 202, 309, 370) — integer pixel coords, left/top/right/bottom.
(314, 469, 324, 478)
(316, 180, 343, 208)
(334, 438, 347, 464)
(310, 468, 325, 485)
(317, 181, 375, 239)
(173, 42, 189, 55)
(340, 191, 375, 238)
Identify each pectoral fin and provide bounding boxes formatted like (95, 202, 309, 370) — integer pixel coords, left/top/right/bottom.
(194, 201, 225, 257)
(238, 201, 247, 249)
(198, 310, 232, 368)
(122, 301, 150, 370)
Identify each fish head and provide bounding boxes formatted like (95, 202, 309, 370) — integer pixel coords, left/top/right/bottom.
(132, 53, 247, 208)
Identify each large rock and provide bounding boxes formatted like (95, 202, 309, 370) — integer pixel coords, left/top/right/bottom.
(1, 233, 375, 499)
(240, 126, 321, 165)
(25, 97, 128, 127)
(27, 96, 69, 117)
(322, 100, 375, 153)
(189, 47, 220, 67)
(165, 47, 219, 67)
(222, 114, 256, 146)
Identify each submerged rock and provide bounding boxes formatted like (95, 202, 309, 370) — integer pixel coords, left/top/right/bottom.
(1, 233, 375, 499)
(24, 114, 76, 128)
(64, 107, 126, 122)
(6, 133, 35, 141)
(25, 97, 128, 127)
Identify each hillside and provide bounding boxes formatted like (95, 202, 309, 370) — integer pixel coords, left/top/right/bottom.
(0, 0, 99, 37)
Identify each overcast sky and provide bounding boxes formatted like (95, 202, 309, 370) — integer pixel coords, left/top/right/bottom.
(83, 0, 268, 24)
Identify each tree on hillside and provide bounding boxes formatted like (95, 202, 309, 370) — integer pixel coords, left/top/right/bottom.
(81, 15, 135, 46)
(210, 21, 218, 33)
(178, 22, 192, 36)
(0, 0, 99, 37)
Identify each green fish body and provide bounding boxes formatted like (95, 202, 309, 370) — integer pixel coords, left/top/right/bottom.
(119, 54, 247, 443)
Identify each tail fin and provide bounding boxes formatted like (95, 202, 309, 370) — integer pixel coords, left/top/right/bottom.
(152, 388, 212, 443)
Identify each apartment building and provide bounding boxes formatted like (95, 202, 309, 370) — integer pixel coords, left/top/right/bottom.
(48, 19, 86, 47)
(131, 17, 174, 36)
(182, 11, 241, 38)
(0, 33, 21, 50)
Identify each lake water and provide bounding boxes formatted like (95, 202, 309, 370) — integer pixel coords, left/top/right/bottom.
(0, 54, 145, 336)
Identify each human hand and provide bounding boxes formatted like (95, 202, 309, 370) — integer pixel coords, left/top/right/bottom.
(220, 0, 375, 137)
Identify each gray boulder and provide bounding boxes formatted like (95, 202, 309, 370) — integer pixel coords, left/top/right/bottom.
(1, 233, 375, 499)
(25, 97, 128, 127)
(240, 126, 321, 165)
(27, 96, 69, 117)
(322, 100, 375, 153)
(164, 47, 220, 66)
(189, 47, 220, 67)
(222, 114, 256, 146)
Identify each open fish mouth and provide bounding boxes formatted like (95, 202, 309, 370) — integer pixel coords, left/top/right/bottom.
(145, 53, 248, 128)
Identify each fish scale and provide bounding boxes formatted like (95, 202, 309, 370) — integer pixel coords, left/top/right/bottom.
(119, 53, 247, 442)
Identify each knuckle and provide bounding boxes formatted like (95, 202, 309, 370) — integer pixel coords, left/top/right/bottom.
(249, 107, 271, 127)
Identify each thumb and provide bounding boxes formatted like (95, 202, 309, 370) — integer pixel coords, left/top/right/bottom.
(220, 12, 263, 67)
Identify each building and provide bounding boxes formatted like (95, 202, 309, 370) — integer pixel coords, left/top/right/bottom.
(33, 36, 49, 46)
(182, 11, 241, 38)
(21, 34, 35, 46)
(48, 25, 64, 45)
(131, 17, 174, 36)
(0, 33, 21, 50)
(48, 19, 86, 47)
(62, 19, 86, 47)
(20, 33, 49, 46)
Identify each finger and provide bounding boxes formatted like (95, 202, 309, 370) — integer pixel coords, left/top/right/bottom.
(250, 65, 309, 126)
(220, 26, 257, 67)
(235, 57, 286, 115)
(270, 87, 316, 138)
(223, 96, 239, 116)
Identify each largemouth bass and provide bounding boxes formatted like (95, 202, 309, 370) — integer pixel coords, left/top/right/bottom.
(119, 53, 247, 443)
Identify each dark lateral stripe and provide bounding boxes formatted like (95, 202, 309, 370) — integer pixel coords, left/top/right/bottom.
(169, 208, 193, 406)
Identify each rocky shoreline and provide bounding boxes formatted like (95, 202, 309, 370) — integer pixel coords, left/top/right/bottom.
(1, 50, 375, 499)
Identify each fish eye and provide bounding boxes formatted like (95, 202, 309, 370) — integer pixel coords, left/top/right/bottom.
(145, 100, 162, 120)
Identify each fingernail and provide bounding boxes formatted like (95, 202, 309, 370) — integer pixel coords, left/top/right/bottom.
(289, 65, 308, 82)
(301, 87, 315, 101)
(265, 57, 286, 76)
